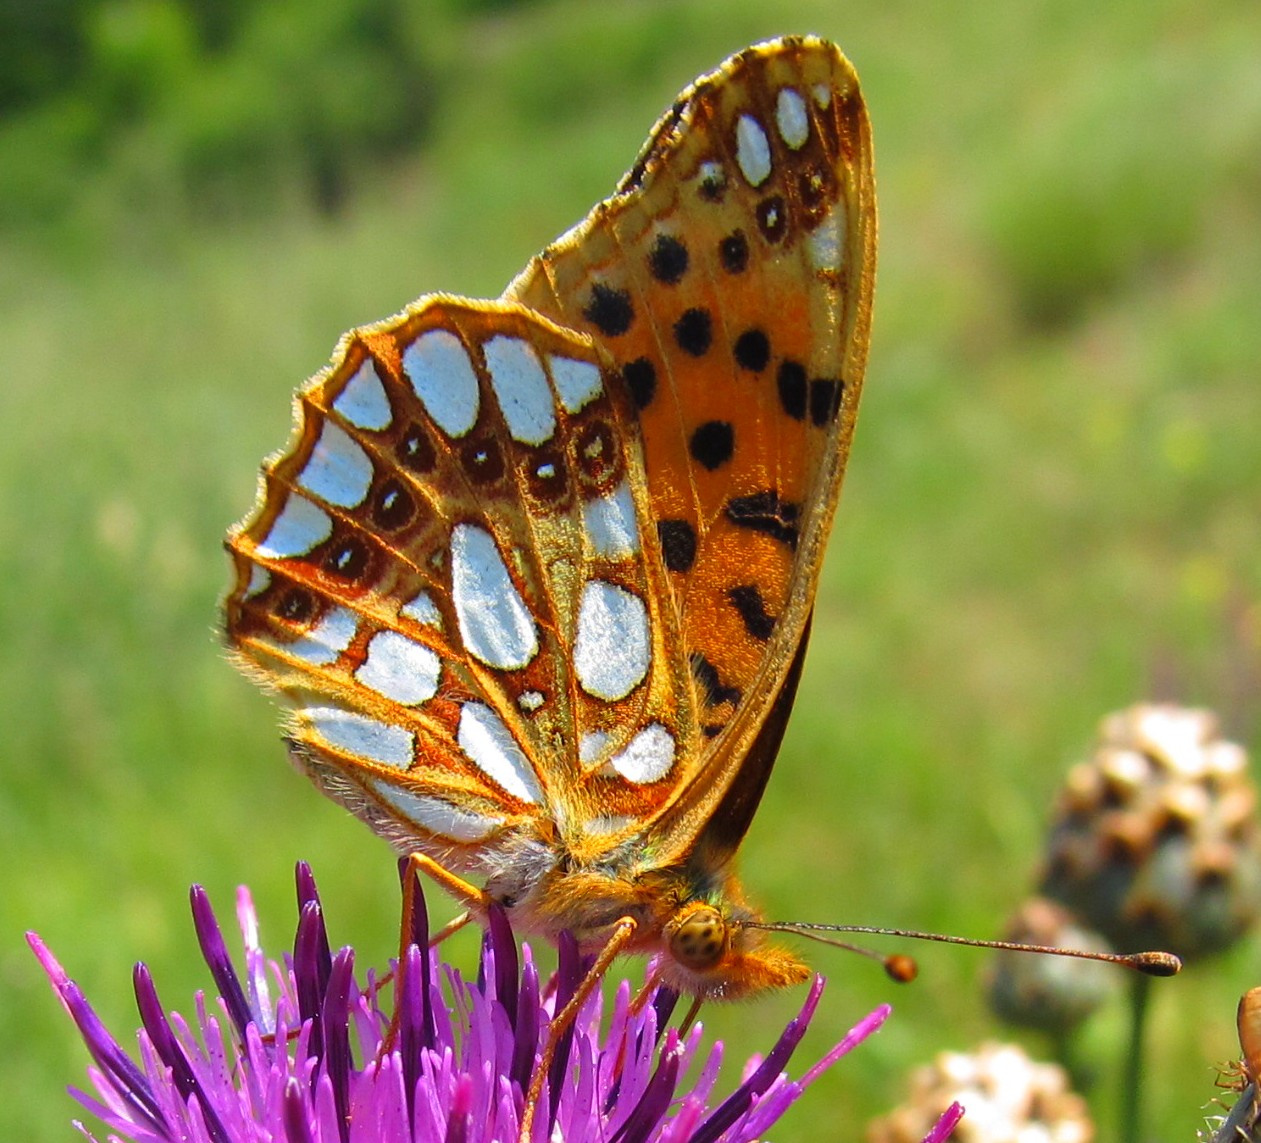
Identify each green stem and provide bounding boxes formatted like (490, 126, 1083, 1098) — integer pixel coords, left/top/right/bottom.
(1052, 1027, 1092, 1096)
(1120, 973, 1152, 1143)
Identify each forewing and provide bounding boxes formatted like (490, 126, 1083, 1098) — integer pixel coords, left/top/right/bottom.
(504, 37, 876, 856)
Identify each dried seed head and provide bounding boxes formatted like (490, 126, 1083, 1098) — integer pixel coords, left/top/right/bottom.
(1040, 704, 1261, 961)
(986, 897, 1118, 1033)
(868, 1041, 1093, 1143)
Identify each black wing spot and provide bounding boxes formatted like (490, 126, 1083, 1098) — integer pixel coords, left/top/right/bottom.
(372, 478, 417, 530)
(648, 234, 689, 284)
(725, 491, 800, 550)
(698, 162, 727, 202)
(809, 378, 843, 426)
(757, 195, 787, 243)
(777, 360, 807, 420)
(674, 308, 713, 357)
(657, 519, 697, 572)
(733, 329, 770, 373)
(576, 421, 618, 485)
(460, 435, 506, 485)
(728, 584, 776, 641)
(276, 588, 315, 623)
(583, 283, 634, 336)
(397, 425, 436, 473)
(623, 357, 657, 408)
(719, 230, 749, 274)
(322, 537, 371, 582)
(526, 447, 567, 503)
(799, 163, 829, 210)
(690, 652, 741, 708)
(689, 421, 733, 470)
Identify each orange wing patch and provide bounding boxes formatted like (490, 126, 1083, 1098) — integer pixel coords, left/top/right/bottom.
(505, 39, 875, 747)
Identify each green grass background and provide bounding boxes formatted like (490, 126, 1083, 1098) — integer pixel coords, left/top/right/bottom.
(3, 0, 1260, 1139)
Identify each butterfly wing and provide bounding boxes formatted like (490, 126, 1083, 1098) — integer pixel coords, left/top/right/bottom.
(504, 37, 876, 860)
(225, 297, 709, 874)
(224, 36, 874, 893)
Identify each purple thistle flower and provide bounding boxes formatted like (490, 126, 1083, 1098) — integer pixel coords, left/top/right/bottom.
(29, 862, 917, 1142)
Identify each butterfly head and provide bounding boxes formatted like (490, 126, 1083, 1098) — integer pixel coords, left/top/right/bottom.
(657, 898, 810, 1000)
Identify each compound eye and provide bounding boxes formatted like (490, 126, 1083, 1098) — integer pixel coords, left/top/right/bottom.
(669, 906, 727, 972)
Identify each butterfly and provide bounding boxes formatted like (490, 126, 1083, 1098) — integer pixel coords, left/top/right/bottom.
(224, 35, 876, 1003)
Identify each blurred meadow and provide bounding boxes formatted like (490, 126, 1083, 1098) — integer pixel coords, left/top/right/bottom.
(3, 0, 1260, 1139)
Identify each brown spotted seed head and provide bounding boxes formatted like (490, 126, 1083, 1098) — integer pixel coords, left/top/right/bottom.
(986, 897, 1118, 1034)
(1040, 704, 1261, 962)
(867, 1042, 1094, 1143)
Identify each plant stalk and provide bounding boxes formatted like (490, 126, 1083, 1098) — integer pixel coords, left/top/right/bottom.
(1120, 972, 1152, 1143)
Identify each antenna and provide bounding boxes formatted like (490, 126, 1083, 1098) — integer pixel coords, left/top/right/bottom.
(744, 920, 1181, 979)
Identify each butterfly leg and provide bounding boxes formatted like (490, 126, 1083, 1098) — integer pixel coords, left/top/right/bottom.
(518, 915, 639, 1143)
(628, 961, 666, 1015)
(390, 853, 489, 995)
(429, 909, 474, 944)
(402, 852, 492, 946)
(628, 974, 703, 1033)
(677, 993, 705, 1036)
(376, 852, 497, 1062)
